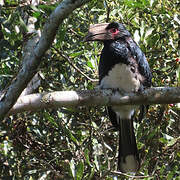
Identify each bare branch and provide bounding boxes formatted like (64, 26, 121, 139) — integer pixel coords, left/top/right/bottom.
(0, 0, 92, 119)
(8, 87, 180, 116)
(104, 0, 111, 22)
(111, 171, 153, 179)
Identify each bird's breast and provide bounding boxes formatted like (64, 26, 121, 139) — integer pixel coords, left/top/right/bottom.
(100, 63, 141, 92)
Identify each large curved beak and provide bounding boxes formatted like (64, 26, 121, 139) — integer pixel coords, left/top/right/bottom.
(84, 23, 110, 42)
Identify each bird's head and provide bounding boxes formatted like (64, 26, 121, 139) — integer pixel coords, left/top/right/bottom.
(84, 22, 131, 42)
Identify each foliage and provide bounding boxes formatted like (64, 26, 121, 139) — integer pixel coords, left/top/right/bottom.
(0, 0, 180, 179)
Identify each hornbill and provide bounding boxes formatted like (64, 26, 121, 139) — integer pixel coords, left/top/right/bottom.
(84, 22, 152, 173)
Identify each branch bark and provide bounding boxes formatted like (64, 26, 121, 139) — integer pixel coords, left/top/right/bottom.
(8, 87, 180, 116)
(0, 0, 91, 120)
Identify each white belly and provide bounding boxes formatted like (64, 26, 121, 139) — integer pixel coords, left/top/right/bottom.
(100, 63, 140, 119)
(100, 63, 140, 92)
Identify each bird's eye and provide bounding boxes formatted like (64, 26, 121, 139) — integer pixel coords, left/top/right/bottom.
(109, 28, 119, 34)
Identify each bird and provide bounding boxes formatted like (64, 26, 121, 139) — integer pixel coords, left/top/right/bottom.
(84, 22, 152, 173)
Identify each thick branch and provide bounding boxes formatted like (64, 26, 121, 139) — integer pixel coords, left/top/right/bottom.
(0, 0, 91, 119)
(8, 87, 180, 116)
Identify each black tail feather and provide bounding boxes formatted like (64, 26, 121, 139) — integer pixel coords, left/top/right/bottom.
(107, 107, 119, 129)
(118, 117, 139, 172)
(107, 107, 140, 172)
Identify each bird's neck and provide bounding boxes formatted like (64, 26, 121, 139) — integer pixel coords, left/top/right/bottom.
(102, 39, 130, 66)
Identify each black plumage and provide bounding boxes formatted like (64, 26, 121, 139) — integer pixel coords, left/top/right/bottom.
(84, 22, 152, 173)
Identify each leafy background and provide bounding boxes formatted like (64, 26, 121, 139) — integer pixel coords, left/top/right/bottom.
(0, 0, 179, 179)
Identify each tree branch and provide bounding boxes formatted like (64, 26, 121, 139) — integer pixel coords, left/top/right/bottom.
(111, 171, 153, 179)
(8, 87, 180, 116)
(0, 0, 92, 120)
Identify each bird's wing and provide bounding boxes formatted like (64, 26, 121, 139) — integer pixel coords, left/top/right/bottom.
(126, 38, 152, 88)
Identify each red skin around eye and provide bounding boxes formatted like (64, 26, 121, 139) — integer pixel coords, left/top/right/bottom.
(109, 28, 119, 38)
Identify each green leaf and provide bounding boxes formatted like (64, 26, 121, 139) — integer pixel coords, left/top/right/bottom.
(87, 61, 94, 69)
(159, 137, 167, 144)
(39, 4, 56, 13)
(58, 27, 66, 43)
(33, 11, 41, 19)
(176, 65, 180, 85)
(76, 161, 84, 180)
(70, 159, 75, 179)
(175, 176, 180, 180)
(167, 137, 179, 147)
(89, 166, 95, 180)
(94, 155, 99, 170)
(29, 176, 33, 180)
(124, 0, 149, 8)
(44, 112, 58, 128)
(84, 148, 92, 166)
(69, 51, 83, 58)
(64, 127, 79, 145)
(18, 15, 28, 32)
(30, 5, 40, 12)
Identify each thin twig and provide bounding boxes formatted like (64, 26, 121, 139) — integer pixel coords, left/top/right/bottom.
(69, 28, 81, 37)
(111, 171, 154, 179)
(53, 47, 98, 82)
(104, 0, 110, 22)
(152, 159, 159, 175)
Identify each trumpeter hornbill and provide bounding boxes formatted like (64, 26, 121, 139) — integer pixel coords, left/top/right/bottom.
(84, 22, 152, 173)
